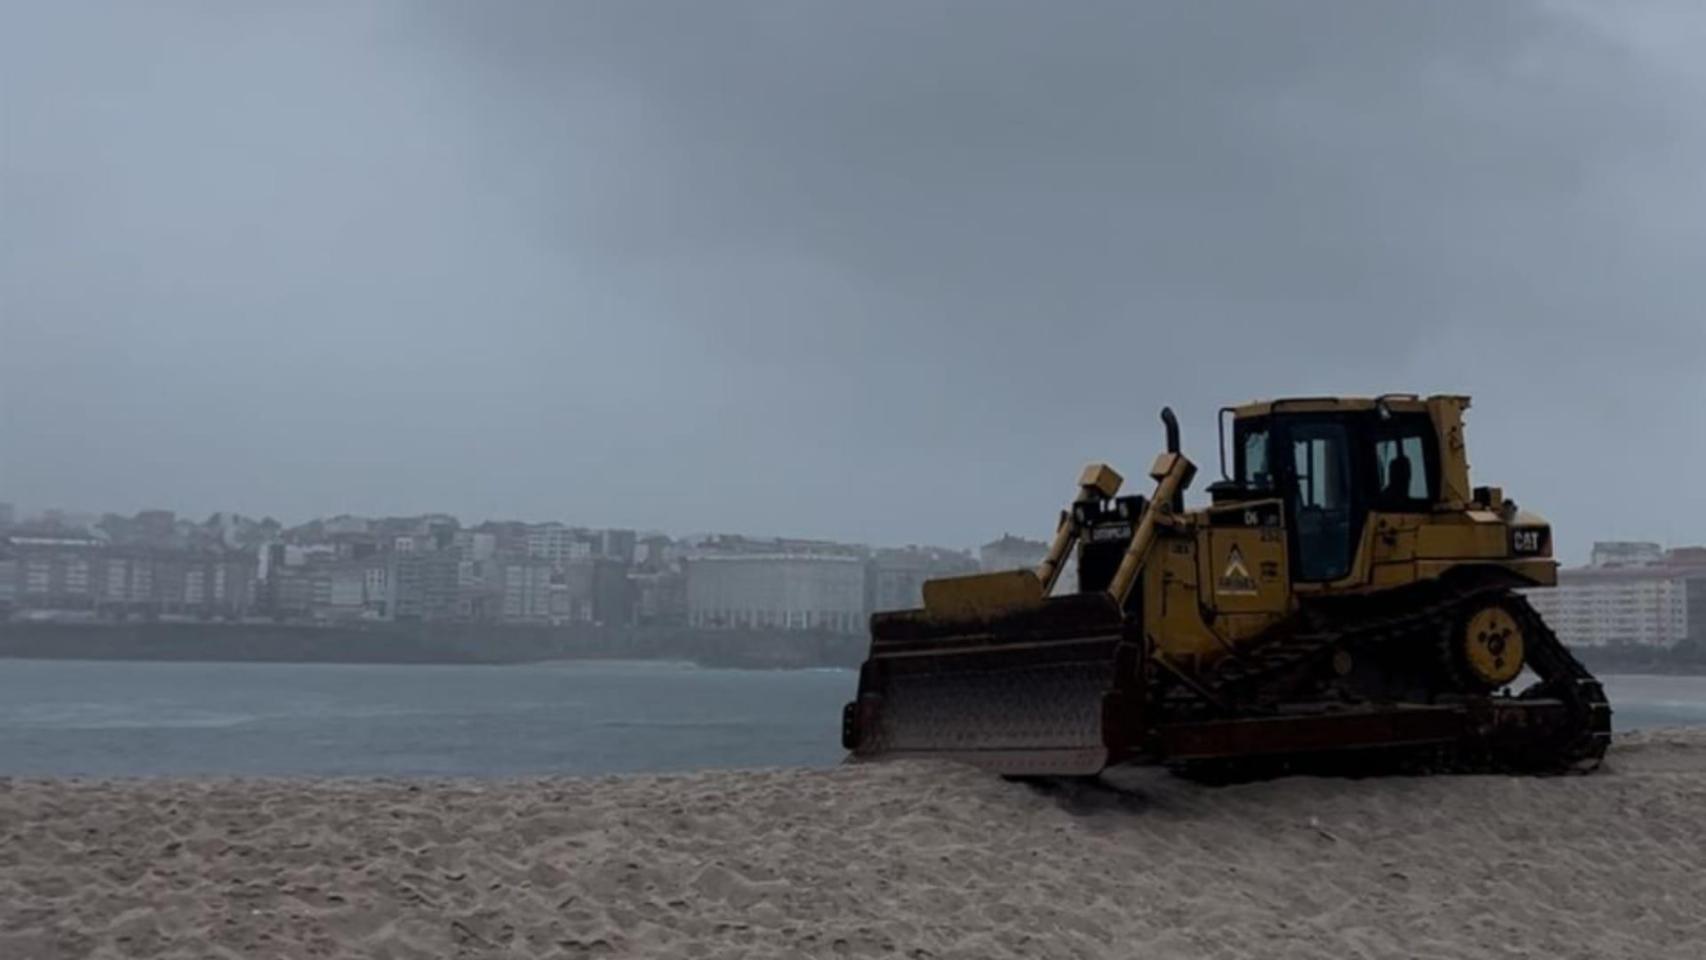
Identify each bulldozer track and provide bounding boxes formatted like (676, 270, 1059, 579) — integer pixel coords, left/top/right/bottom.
(1156, 577, 1611, 777)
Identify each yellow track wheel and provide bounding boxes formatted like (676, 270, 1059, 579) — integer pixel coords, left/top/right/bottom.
(1462, 604, 1525, 688)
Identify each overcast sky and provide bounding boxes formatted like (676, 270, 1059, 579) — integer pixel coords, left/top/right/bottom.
(2, 1, 1703, 561)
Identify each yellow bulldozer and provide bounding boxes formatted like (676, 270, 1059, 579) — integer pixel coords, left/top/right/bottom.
(843, 395, 1610, 778)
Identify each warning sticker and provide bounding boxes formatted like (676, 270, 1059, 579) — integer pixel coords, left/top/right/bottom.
(1218, 543, 1258, 596)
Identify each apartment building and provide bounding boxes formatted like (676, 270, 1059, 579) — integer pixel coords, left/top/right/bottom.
(1526, 544, 1706, 648)
(686, 553, 867, 634)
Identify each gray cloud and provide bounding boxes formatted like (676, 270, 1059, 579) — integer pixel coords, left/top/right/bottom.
(3, 0, 1703, 559)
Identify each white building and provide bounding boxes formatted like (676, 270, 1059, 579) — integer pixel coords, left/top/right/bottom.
(1526, 545, 1706, 649)
(364, 566, 388, 604)
(328, 567, 367, 609)
(454, 531, 497, 562)
(686, 554, 867, 634)
(503, 561, 554, 621)
(526, 524, 592, 564)
(1589, 541, 1664, 568)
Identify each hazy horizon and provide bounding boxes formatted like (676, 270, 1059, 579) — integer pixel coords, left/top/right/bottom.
(5, 1, 1705, 564)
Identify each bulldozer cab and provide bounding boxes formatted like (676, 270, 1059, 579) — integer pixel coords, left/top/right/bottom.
(1215, 396, 1451, 586)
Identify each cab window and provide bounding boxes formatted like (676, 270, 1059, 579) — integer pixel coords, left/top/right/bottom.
(1372, 415, 1436, 507)
(1293, 429, 1350, 510)
(1235, 422, 1276, 491)
(1240, 428, 1271, 488)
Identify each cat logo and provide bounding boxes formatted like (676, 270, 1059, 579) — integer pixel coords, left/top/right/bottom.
(1218, 543, 1258, 596)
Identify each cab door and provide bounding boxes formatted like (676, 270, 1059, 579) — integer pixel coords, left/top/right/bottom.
(1281, 419, 1362, 582)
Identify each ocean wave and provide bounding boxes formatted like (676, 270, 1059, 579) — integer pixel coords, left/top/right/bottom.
(1, 704, 260, 730)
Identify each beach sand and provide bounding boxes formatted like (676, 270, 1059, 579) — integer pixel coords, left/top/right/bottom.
(3, 729, 1703, 959)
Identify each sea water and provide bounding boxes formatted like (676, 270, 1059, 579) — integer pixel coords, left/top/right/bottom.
(0, 659, 1697, 777)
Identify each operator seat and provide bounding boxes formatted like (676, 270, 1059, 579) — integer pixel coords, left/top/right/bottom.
(1383, 454, 1413, 502)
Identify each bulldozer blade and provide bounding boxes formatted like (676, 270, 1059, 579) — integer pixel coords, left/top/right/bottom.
(842, 593, 1136, 777)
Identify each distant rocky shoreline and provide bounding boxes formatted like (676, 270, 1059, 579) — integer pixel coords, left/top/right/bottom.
(0, 620, 866, 671)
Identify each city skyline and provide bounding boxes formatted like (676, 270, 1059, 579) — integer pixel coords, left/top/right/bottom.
(0, 501, 1014, 635)
(0, 499, 1018, 558)
(5, 488, 1694, 568)
(5, 498, 1699, 652)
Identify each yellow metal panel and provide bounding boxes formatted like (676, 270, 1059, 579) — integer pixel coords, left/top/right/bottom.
(1149, 451, 1183, 480)
(1416, 519, 1505, 559)
(1206, 527, 1288, 614)
(1198, 514, 1290, 647)
(1228, 396, 1431, 419)
(1427, 395, 1474, 507)
(1215, 611, 1285, 645)
(1370, 561, 1419, 590)
(1516, 558, 1559, 586)
(1369, 512, 1424, 564)
(921, 569, 1044, 620)
(1146, 531, 1225, 659)
(1415, 558, 1557, 587)
(1162, 533, 1199, 590)
(1077, 462, 1124, 499)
